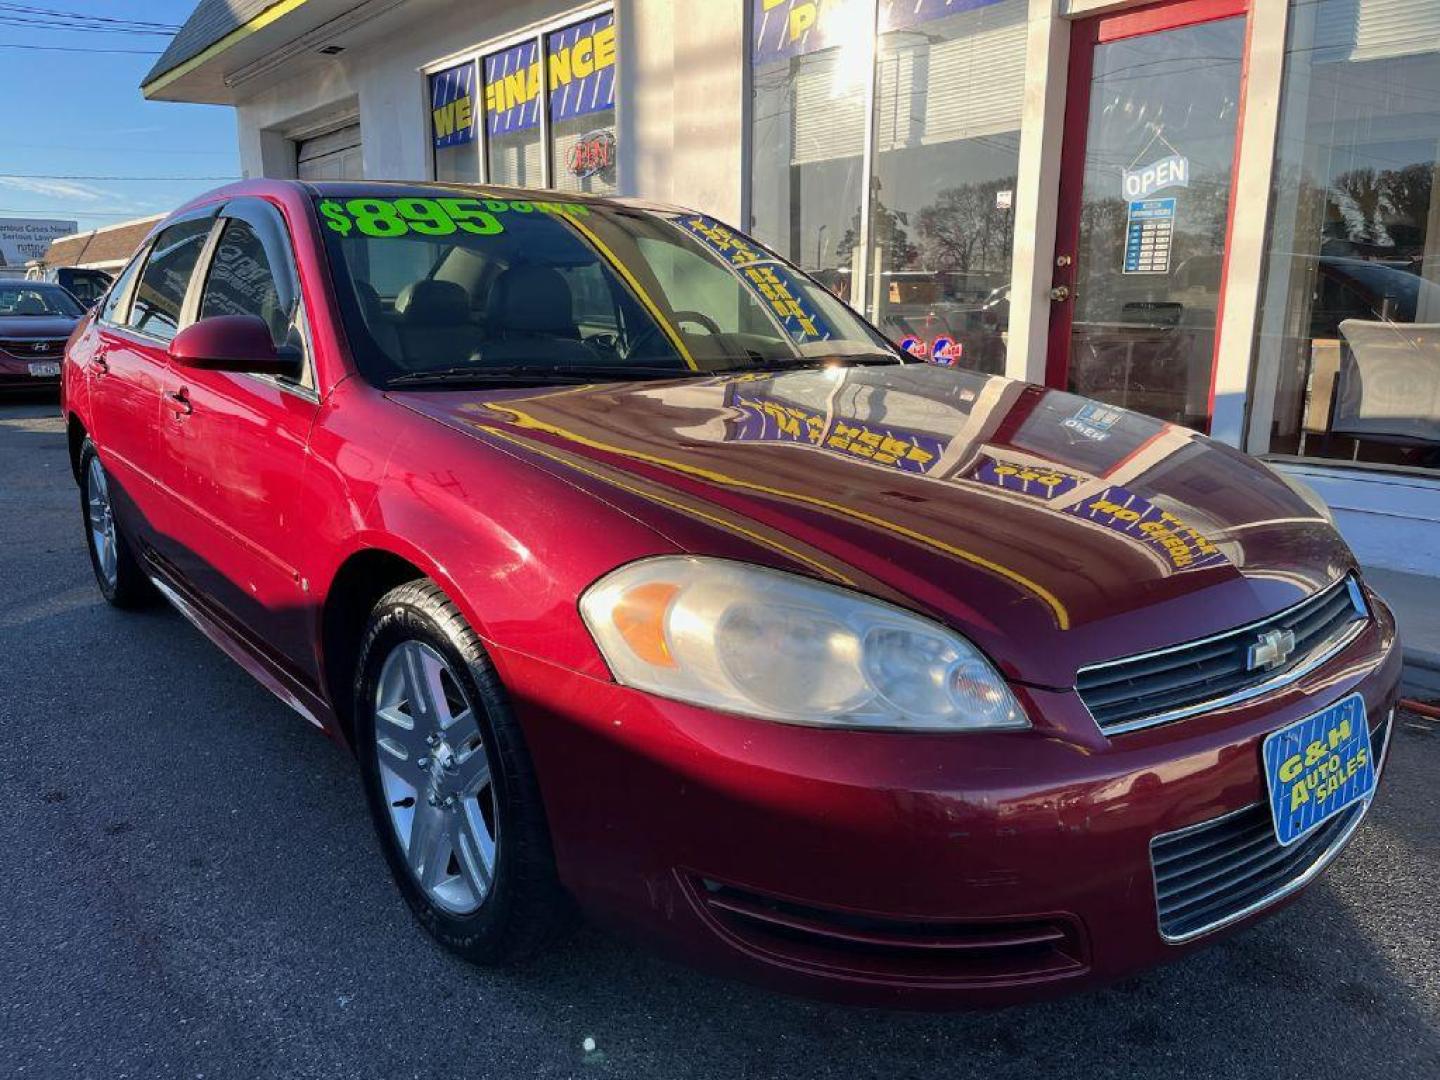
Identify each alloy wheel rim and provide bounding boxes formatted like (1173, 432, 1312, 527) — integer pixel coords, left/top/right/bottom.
(374, 640, 498, 914)
(86, 457, 118, 589)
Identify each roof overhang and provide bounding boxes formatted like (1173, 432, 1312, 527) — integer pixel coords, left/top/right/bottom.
(142, 0, 408, 105)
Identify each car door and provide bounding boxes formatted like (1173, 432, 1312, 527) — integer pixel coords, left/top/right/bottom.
(156, 197, 320, 680)
(87, 212, 215, 549)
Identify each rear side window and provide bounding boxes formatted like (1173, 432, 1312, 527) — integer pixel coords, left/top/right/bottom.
(127, 217, 213, 342)
(200, 219, 290, 348)
(99, 251, 145, 325)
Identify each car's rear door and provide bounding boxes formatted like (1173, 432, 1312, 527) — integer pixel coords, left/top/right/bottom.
(155, 197, 320, 680)
(86, 212, 214, 551)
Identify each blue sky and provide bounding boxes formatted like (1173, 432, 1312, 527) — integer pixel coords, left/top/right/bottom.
(0, 1, 239, 232)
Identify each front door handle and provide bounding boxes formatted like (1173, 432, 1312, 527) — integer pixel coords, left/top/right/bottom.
(1049, 285, 1072, 302)
(165, 387, 193, 416)
(93, 350, 110, 376)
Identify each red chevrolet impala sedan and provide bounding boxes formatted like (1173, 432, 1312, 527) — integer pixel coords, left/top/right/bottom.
(62, 180, 1401, 1008)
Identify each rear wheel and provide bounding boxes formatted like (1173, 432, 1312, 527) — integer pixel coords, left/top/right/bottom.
(354, 580, 569, 963)
(79, 439, 152, 609)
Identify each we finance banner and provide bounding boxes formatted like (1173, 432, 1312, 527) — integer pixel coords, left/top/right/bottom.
(431, 61, 476, 150)
(484, 13, 616, 137)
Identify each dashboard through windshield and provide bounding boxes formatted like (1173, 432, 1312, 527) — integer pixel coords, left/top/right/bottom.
(313, 190, 897, 387)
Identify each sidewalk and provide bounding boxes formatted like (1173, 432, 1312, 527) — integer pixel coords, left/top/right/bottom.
(1364, 567, 1440, 699)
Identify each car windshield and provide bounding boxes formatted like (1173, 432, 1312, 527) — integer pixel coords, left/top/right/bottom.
(313, 188, 898, 386)
(0, 283, 82, 318)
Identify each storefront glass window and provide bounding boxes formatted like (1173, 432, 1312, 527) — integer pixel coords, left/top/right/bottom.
(547, 13, 618, 195)
(1252, 0, 1440, 472)
(748, 0, 869, 303)
(484, 39, 543, 187)
(430, 61, 479, 182)
(867, 0, 1025, 373)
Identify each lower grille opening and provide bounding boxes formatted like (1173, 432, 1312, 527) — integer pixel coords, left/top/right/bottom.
(1151, 715, 1390, 942)
(688, 877, 1088, 986)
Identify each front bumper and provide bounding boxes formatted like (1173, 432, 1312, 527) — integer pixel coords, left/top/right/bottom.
(491, 595, 1401, 1009)
(0, 354, 61, 386)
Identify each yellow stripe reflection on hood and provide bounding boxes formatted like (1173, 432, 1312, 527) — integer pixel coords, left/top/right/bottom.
(472, 402, 1071, 630)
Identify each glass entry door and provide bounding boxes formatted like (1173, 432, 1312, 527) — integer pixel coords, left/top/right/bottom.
(1047, 0, 1248, 430)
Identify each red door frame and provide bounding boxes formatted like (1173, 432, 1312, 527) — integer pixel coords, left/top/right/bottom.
(1044, 0, 1253, 433)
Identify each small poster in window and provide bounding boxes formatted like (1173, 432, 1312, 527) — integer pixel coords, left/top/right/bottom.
(1123, 197, 1175, 275)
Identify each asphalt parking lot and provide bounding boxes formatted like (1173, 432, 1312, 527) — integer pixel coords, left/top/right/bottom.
(1, 397, 1437, 1080)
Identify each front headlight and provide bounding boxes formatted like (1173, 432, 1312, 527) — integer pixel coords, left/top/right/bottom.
(579, 557, 1029, 732)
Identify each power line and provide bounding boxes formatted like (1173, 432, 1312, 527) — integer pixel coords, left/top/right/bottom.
(0, 207, 162, 217)
(0, 42, 162, 54)
(5, 142, 234, 156)
(0, 3, 180, 30)
(0, 168, 238, 182)
(0, 15, 178, 36)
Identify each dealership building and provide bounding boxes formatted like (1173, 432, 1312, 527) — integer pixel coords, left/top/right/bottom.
(144, 0, 1438, 646)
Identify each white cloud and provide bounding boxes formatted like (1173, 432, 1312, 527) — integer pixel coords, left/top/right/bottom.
(0, 176, 112, 202)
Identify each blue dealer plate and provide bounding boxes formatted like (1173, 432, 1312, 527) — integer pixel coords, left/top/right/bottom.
(1261, 693, 1375, 847)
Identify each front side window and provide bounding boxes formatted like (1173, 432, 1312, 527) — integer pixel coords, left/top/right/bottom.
(483, 39, 543, 186)
(200, 218, 297, 350)
(546, 13, 617, 195)
(128, 216, 213, 342)
(0, 282, 82, 318)
(431, 60, 480, 182)
(1251, 0, 1440, 472)
(313, 190, 894, 387)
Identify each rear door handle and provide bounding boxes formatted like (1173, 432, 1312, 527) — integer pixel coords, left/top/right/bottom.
(165, 387, 192, 416)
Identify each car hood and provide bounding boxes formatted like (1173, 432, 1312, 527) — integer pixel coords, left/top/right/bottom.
(0, 315, 78, 341)
(393, 364, 1355, 687)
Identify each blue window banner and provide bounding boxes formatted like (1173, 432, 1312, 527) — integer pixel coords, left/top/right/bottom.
(484, 38, 542, 137)
(431, 61, 476, 150)
(723, 384, 947, 474)
(547, 13, 617, 124)
(970, 456, 1082, 501)
(752, 0, 1007, 66)
(1063, 484, 1228, 572)
(672, 214, 835, 344)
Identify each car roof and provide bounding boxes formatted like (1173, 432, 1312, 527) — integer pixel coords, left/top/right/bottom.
(165, 178, 694, 222)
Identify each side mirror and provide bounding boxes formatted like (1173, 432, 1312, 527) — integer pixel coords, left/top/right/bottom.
(169, 314, 301, 376)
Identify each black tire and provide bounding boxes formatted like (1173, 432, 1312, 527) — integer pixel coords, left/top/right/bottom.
(78, 438, 153, 609)
(354, 579, 570, 964)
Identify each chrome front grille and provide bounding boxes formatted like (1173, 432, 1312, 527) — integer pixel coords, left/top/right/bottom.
(1077, 576, 1368, 736)
(0, 338, 65, 359)
(1150, 713, 1390, 943)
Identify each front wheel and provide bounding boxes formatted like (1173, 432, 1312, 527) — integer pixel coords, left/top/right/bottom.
(354, 580, 569, 964)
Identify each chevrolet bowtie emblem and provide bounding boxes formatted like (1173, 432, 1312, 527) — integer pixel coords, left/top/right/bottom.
(1248, 628, 1296, 672)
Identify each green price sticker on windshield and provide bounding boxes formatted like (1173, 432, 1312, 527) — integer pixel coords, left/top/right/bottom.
(319, 196, 591, 239)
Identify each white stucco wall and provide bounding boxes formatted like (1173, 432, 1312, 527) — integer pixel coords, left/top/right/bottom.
(233, 0, 744, 223)
(1276, 463, 1440, 578)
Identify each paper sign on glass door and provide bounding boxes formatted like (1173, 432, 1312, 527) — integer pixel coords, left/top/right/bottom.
(1123, 197, 1175, 274)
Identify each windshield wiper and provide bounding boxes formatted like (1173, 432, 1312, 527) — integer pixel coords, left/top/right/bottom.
(385, 364, 698, 389)
(707, 351, 903, 374)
